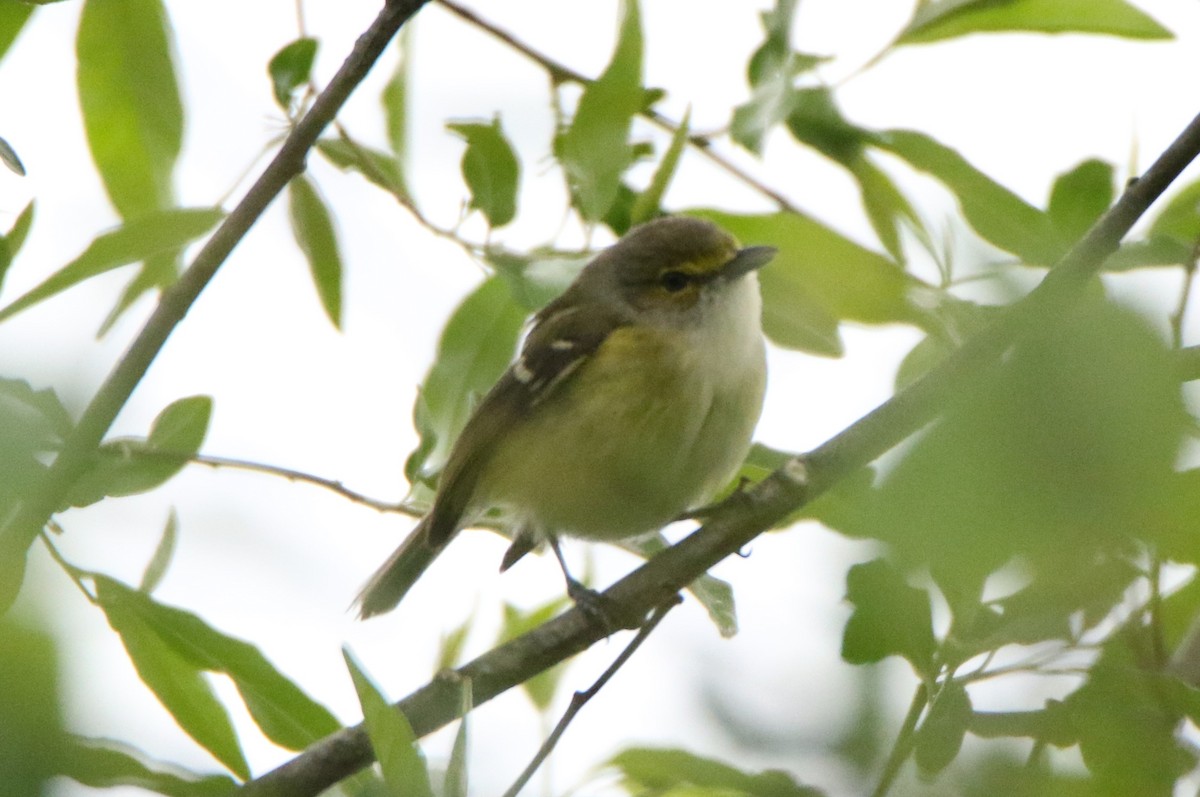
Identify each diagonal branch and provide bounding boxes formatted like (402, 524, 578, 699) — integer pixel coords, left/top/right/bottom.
(0, 0, 432, 613)
(239, 109, 1200, 797)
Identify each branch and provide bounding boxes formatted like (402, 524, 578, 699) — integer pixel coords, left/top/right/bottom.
(239, 108, 1200, 797)
(433, 0, 802, 214)
(0, 0, 431, 613)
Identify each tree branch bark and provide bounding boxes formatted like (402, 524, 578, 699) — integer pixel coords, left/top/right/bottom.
(0, 0, 431, 613)
(240, 110, 1200, 797)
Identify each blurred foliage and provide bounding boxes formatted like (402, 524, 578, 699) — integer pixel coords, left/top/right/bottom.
(2, 0, 1200, 795)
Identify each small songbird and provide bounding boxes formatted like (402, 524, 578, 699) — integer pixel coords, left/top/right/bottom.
(356, 216, 774, 619)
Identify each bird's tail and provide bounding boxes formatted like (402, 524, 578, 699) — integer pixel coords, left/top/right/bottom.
(355, 517, 449, 619)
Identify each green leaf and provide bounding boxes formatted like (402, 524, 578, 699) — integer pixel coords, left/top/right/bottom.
(0, 207, 223, 323)
(500, 599, 571, 710)
(850, 155, 923, 264)
(66, 395, 212, 507)
(914, 682, 972, 776)
(139, 509, 178, 594)
(287, 174, 343, 329)
(630, 109, 689, 226)
(97, 577, 340, 753)
(0, 376, 73, 449)
(267, 37, 317, 110)
(0, 200, 34, 292)
(0, 134, 24, 175)
(608, 747, 825, 796)
(315, 137, 409, 200)
(1065, 629, 1194, 795)
(731, 0, 828, 154)
(62, 737, 237, 796)
(873, 129, 1063, 264)
(77, 0, 183, 217)
(436, 615, 473, 672)
(0, 616, 64, 796)
(405, 277, 527, 488)
(693, 209, 922, 354)
(0, 2, 33, 63)
(343, 650, 434, 797)
(1048, 159, 1114, 244)
(95, 578, 249, 779)
(872, 298, 1187, 595)
(619, 534, 737, 637)
(1148, 177, 1200, 246)
(896, 0, 1172, 46)
(382, 27, 412, 161)
(557, 0, 644, 220)
(841, 559, 937, 676)
(443, 680, 472, 797)
(785, 87, 865, 165)
(447, 116, 520, 228)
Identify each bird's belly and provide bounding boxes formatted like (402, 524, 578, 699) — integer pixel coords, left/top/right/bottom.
(477, 326, 765, 540)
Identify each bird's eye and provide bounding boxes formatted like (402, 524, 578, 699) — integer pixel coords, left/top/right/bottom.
(660, 270, 690, 293)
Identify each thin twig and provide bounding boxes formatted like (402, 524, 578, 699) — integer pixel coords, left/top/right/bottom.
(500, 596, 680, 797)
(189, 453, 421, 515)
(0, 0, 432, 614)
(870, 682, 927, 797)
(433, 0, 802, 214)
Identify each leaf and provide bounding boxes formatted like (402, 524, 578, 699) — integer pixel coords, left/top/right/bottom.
(1148, 177, 1200, 246)
(629, 109, 689, 226)
(140, 509, 178, 594)
(500, 599, 571, 710)
(381, 27, 411, 161)
(0, 376, 73, 449)
(851, 156, 923, 264)
(267, 37, 317, 110)
(436, 615, 473, 672)
(872, 129, 1063, 264)
(344, 650, 434, 797)
(287, 174, 343, 329)
(619, 534, 737, 637)
(0, 616, 64, 796)
(556, 0, 644, 220)
(0, 134, 24, 175)
(730, 0, 828, 154)
(315, 137, 408, 199)
(0, 200, 34, 291)
(1065, 630, 1194, 795)
(95, 578, 249, 779)
(1047, 159, 1114, 244)
(62, 737, 237, 796)
(896, 0, 1172, 46)
(873, 298, 1187, 596)
(914, 682, 972, 776)
(77, 0, 183, 217)
(443, 680, 472, 797)
(0, 207, 223, 323)
(66, 395, 213, 508)
(841, 559, 937, 676)
(0, 2, 33, 63)
(692, 209, 922, 354)
(608, 747, 825, 796)
(405, 277, 527, 488)
(447, 116, 520, 228)
(97, 577, 340, 752)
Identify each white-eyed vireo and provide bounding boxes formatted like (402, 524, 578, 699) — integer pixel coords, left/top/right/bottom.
(356, 216, 774, 618)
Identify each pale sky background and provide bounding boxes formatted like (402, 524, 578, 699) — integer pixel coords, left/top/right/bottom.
(3, 1, 1200, 795)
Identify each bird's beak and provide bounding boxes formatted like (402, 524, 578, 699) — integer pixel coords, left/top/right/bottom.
(722, 245, 777, 280)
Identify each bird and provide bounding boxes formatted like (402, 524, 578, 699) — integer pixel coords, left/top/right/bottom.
(356, 215, 774, 619)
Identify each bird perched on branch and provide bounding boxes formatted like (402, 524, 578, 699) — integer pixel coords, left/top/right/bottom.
(357, 215, 773, 619)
